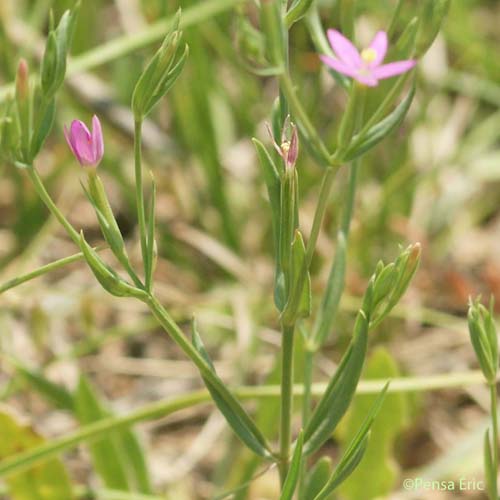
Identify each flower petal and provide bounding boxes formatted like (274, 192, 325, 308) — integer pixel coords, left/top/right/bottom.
(64, 125, 81, 163)
(371, 60, 416, 80)
(326, 30, 361, 68)
(320, 55, 359, 78)
(368, 31, 388, 67)
(91, 115, 104, 164)
(69, 120, 94, 165)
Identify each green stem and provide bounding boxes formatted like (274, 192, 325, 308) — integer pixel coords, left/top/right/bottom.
(26, 166, 81, 245)
(279, 323, 295, 484)
(490, 382, 499, 499)
(134, 119, 148, 280)
(298, 348, 314, 497)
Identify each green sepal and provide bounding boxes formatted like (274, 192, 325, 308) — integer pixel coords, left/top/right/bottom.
(312, 384, 389, 500)
(83, 175, 127, 262)
(468, 298, 498, 383)
(344, 84, 416, 161)
(260, 0, 286, 67)
(303, 306, 370, 455)
(252, 138, 281, 248)
(285, 0, 314, 28)
(281, 230, 311, 324)
(280, 431, 304, 500)
(191, 321, 272, 458)
(278, 167, 298, 304)
(132, 11, 188, 119)
(369, 243, 421, 329)
(30, 97, 55, 159)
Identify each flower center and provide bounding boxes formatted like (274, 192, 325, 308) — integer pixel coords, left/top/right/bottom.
(361, 48, 377, 64)
(281, 141, 290, 154)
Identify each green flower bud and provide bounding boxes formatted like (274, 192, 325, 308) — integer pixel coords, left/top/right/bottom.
(132, 11, 188, 120)
(468, 297, 498, 384)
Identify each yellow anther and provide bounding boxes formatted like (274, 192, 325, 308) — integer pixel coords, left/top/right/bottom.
(361, 48, 377, 63)
(281, 141, 290, 153)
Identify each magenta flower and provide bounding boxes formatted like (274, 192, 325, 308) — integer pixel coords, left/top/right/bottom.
(64, 115, 104, 167)
(320, 30, 416, 87)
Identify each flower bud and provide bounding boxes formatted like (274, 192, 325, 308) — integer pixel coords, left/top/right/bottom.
(64, 115, 104, 168)
(132, 12, 188, 120)
(468, 297, 498, 384)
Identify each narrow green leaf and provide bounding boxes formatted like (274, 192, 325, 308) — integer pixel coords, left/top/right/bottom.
(191, 323, 272, 458)
(344, 85, 415, 161)
(280, 431, 304, 500)
(311, 231, 347, 349)
(14, 363, 74, 411)
(116, 429, 153, 494)
(304, 307, 369, 455)
(313, 384, 390, 499)
(304, 457, 333, 500)
(339, 349, 408, 500)
(75, 376, 130, 490)
(0, 409, 74, 500)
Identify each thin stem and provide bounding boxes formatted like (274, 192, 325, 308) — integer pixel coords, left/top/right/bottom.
(0, 248, 104, 295)
(26, 166, 81, 245)
(490, 382, 499, 499)
(279, 323, 295, 484)
(298, 348, 314, 497)
(134, 119, 148, 279)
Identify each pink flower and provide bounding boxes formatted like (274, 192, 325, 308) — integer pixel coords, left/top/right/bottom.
(64, 115, 104, 167)
(320, 30, 416, 87)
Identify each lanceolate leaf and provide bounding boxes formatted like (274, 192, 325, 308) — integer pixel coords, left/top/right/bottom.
(279, 431, 304, 500)
(304, 457, 333, 500)
(303, 308, 369, 455)
(191, 323, 272, 458)
(344, 84, 416, 161)
(313, 383, 390, 500)
(252, 138, 281, 247)
(75, 376, 130, 490)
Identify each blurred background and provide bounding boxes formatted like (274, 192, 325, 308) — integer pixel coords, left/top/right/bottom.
(0, 0, 500, 498)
